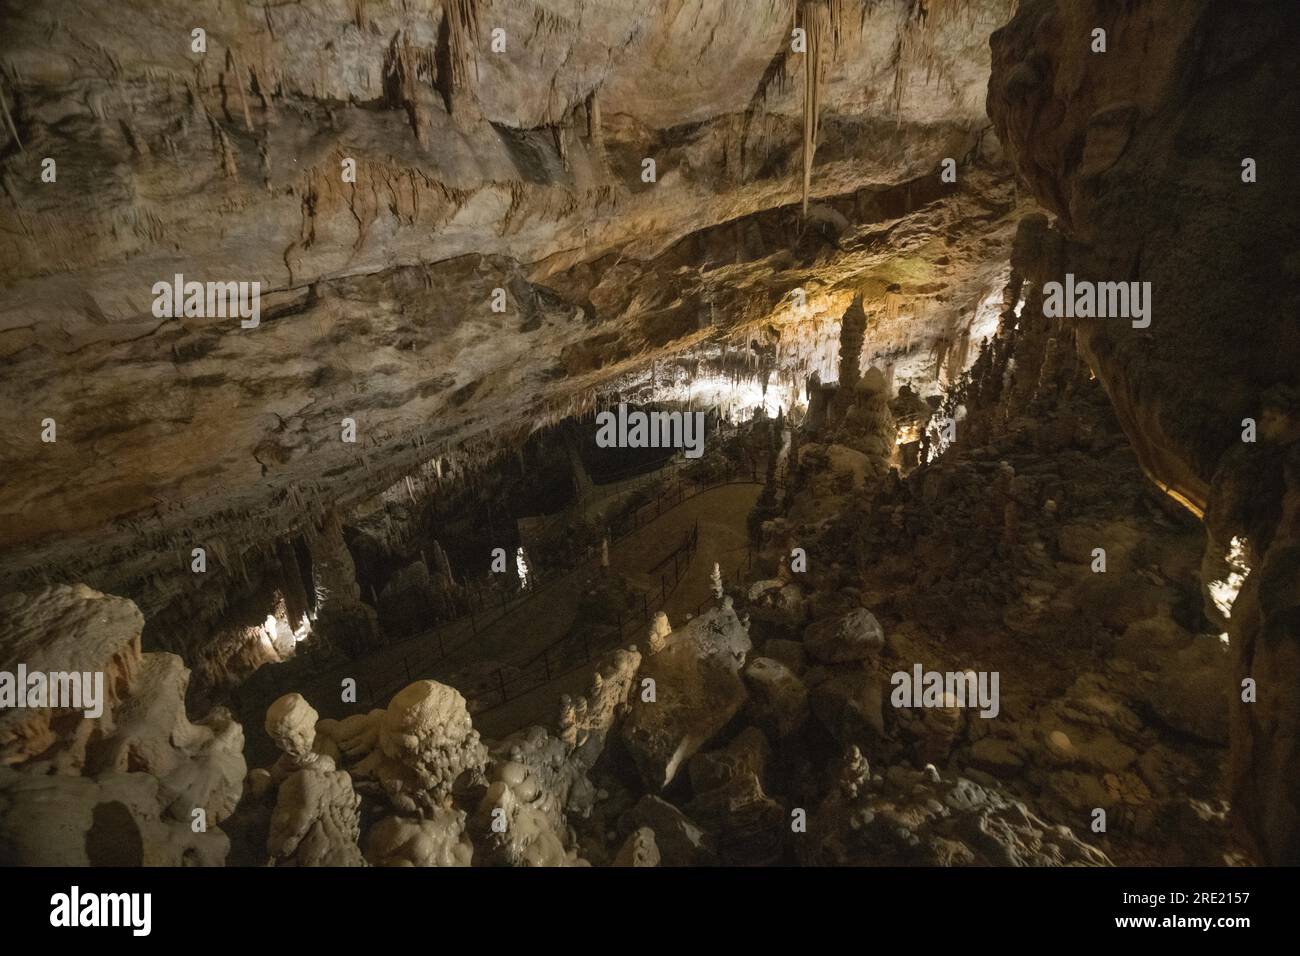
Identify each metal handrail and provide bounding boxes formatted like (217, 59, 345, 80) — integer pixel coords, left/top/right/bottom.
(237, 461, 765, 716)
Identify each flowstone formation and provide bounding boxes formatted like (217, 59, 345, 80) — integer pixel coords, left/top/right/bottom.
(348, 680, 488, 815)
(0, 585, 245, 865)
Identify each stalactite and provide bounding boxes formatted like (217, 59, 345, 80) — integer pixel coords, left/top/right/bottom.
(800, 0, 829, 217)
(443, 0, 480, 93)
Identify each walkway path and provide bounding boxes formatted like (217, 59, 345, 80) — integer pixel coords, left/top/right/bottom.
(474, 482, 760, 738)
(238, 476, 762, 762)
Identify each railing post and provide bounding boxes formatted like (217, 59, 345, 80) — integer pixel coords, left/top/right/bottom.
(404, 657, 411, 682)
(544, 647, 551, 681)
(497, 670, 507, 703)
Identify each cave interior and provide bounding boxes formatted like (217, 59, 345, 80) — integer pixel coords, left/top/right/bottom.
(1, 0, 1299, 872)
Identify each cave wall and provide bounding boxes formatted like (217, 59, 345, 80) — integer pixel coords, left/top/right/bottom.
(987, 0, 1300, 863)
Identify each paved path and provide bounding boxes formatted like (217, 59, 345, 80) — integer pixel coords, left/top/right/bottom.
(239, 479, 761, 762)
(475, 482, 760, 738)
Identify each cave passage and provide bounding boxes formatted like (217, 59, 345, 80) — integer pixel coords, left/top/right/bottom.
(0, 0, 1297, 892)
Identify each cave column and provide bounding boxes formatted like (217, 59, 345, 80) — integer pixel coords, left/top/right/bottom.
(274, 538, 312, 633)
(309, 511, 381, 656)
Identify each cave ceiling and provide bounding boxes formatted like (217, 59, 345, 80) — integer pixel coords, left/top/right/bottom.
(0, 0, 1021, 601)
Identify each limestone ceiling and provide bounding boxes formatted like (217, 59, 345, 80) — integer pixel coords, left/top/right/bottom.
(0, 0, 1021, 596)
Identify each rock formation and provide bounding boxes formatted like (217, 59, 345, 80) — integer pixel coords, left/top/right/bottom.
(987, 0, 1300, 863)
(0, 585, 245, 865)
(0, 0, 1287, 876)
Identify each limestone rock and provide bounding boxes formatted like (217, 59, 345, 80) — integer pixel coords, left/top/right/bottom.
(688, 727, 772, 795)
(762, 638, 808, 675)
(623, 795, 717, 867)
(612, 827, 660, 867)
(799, 759, 1110, 867)
(1144, 636, 1230, 744)
(743, 657, 810, 740)
(561, 646, 642, 777)
(809, 671, 886, 748)
(803, 608, 886, 664)
(684, 770, 786, 867)
(621, 606, 751, 790)
(365, 811, 472, 867)
(268, 765, 365, 867)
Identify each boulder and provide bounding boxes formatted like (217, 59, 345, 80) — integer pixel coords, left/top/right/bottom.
(743, 657, 810, 740)
(1144, 636, 1231, 744)
(804, 608, 885, 663)
(620, 606, 750, 789)
(684, 771, 786, 866)
(762, 638, 807, 674)
(687, 726, 771, 794)
(623, 795, 716, 866)
(810, 672, 886, 747)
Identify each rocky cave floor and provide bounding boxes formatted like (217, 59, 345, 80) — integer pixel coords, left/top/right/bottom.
(531, 378, 1241, 867)
(0, 372, 1247, 868)
(774, 382, 1237, 866)
(4, 0, 1291, 869)
(213, 373, 1241, 867)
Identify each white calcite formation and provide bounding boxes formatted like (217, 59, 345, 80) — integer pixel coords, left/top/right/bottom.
(259, 691, 365, 867)
(365, 812, 473, 868)
(472, 727, 587, 868)
(265, 692, 341, 782)
(267, 763, 366, 867)
(645, 613, 671, 656)
(0, 585, 245, 865)
(352, 680, 488, 815)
